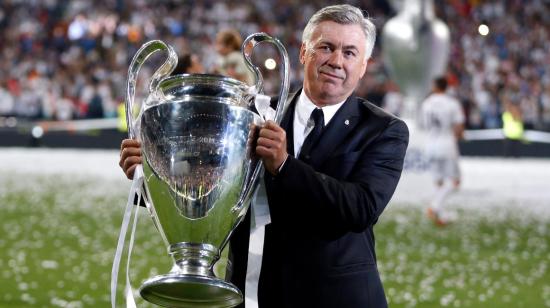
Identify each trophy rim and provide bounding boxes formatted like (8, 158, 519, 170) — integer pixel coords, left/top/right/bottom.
(160, 73, 250, 91)
(139, 273, 243, 308)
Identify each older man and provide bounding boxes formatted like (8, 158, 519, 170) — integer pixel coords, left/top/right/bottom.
(120, 4, 408, 308)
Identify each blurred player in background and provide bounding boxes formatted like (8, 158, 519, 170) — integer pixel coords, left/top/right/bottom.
(501, 100, 524, 157)
(214, 29, 255, 85)
(421, 76, 465, 226)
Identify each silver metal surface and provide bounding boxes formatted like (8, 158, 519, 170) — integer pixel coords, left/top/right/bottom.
(139, 96, 262, 268)
(140, 275, 242, 308)
(124, 33, 290, 307)
(242, 33, 291, 123)
(126, 40, 177, 139)
(381, 0, 450, 119)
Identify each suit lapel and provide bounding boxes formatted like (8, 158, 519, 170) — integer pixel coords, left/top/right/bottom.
(278, 91, 300, 157)
(308, 96, 362, 166)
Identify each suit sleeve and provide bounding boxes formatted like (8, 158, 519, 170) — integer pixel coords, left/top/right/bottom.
(271, 118, 409, 232)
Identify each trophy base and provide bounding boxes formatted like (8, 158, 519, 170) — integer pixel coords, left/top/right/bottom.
(139, 273, 243, 308)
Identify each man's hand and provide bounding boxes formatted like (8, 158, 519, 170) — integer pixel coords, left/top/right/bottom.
(255, 120, 288, 175)
(119, 139, 142, 179)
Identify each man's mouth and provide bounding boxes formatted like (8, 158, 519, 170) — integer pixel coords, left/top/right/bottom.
(319, 68, 344, 80)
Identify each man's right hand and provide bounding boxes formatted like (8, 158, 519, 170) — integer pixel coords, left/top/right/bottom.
(119, 139, 142, 180)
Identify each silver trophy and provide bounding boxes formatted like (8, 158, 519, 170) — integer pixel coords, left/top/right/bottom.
(382, 0, 451, 170)
(125, 34, 290, 307)
(382, 0, 450, 120)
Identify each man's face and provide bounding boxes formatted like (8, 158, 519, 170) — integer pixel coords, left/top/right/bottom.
(216, 37, 230, 56)
(300, 21, 368, 107)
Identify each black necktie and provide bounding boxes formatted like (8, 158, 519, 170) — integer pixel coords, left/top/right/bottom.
(299, 108, 324, 160)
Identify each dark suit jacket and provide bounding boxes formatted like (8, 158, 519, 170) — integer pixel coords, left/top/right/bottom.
(230, 89, 409, 308)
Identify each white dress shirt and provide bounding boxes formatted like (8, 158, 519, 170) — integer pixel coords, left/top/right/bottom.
(293, 91, 346, 156)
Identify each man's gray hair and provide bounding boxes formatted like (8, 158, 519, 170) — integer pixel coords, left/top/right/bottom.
(302, 4, 376, 60)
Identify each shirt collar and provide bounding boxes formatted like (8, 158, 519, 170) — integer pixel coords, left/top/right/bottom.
(296, 91, 346, 126)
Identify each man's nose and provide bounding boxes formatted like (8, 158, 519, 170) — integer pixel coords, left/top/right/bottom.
(327, 50, 343, 69)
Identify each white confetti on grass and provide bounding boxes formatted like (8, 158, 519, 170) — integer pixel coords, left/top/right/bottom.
(0, 152, 145, 306)
(377, 204, 550, 307)
(0, 149, 549, 307)
(41, 260, 58, 269)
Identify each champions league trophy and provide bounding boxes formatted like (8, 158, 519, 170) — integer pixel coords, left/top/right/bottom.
(382, 0, 450, 169)
(382, 0, 450, 121)
(124, 34, 289, 307)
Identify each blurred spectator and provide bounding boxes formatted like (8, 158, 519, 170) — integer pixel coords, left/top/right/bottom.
(213, 29, 255, 85)
(173, 54, 204, 75)
(381, 80, 403, 116)
(0, 78, 15, 116)
(502, 100, 524, 157)
(86, 78, 105, 119)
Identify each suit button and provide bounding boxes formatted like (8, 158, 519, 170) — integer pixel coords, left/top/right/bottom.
(305, 155, 310, 160)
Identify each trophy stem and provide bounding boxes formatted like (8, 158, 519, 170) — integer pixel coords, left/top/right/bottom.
(139, 242, 243, 308)
(170, 242, 219, 277)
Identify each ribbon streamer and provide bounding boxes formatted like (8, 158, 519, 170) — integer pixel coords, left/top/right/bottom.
(111, 165, 144, 308)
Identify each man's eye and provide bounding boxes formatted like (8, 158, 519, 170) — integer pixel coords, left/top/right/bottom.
(318, 45, 331, 52)
(344, 50, 356, 57)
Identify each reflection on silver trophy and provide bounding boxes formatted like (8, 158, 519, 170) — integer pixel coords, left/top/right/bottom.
(124, 34, 290, 307)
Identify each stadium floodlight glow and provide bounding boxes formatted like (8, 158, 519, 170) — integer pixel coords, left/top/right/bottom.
(32, 126, 44, 139)
(265, 58, 277, 70)
(6, 117, 17, 128)
(478, 24, 489, 36)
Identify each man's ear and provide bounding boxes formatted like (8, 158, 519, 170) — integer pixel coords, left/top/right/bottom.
(299, 43, 306, 65)
(359, 58, 368, 78)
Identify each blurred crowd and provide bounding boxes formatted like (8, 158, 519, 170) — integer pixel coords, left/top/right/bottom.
(0, 0, 549, 131)
(437, 0, 550, 131)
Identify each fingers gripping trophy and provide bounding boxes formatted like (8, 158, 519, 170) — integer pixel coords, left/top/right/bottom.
(117, 34, 290, 307)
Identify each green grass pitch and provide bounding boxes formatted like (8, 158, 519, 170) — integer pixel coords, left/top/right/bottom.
(0, 173, 548, 307)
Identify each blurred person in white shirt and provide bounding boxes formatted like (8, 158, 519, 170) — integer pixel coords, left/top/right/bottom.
(0, 79, 15, 116)
(382, 80, 403, 116)
(421, 76, 465, 226)
(214, 29, 255, 85)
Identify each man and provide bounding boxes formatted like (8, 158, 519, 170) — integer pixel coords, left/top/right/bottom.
(501, 100, 524, 157)
(421, 76, 465, 226)
(120, 4, 408, 307)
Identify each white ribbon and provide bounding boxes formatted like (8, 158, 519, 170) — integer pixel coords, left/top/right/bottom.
(252, 92, 273, 229)
(254, 94, 276, 123)
(244, 92, 275, 307)
(111, 165, 144, 308)
(245, 182, 271, 308)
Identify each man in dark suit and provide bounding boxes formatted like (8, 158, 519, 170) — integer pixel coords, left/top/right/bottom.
(251, 5, 408, 307)
(120, 4, 408, 307)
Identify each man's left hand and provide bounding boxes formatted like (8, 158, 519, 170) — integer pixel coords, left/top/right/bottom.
(256, 120, 288, 175)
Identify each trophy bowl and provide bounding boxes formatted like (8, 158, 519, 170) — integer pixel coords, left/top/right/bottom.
(121, 34, 290, 308)
(139, 75, 262, 307)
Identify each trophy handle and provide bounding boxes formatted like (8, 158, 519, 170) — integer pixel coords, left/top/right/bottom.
(125, 40, 178, 139)
(242, 32, 290, 124)
(228, 33, 291, 220)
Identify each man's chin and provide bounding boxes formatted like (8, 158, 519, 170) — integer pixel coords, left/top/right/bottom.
(320, 83, 342, 93)
(318, 90, 347, 105)
(318, 78, 343, 90)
